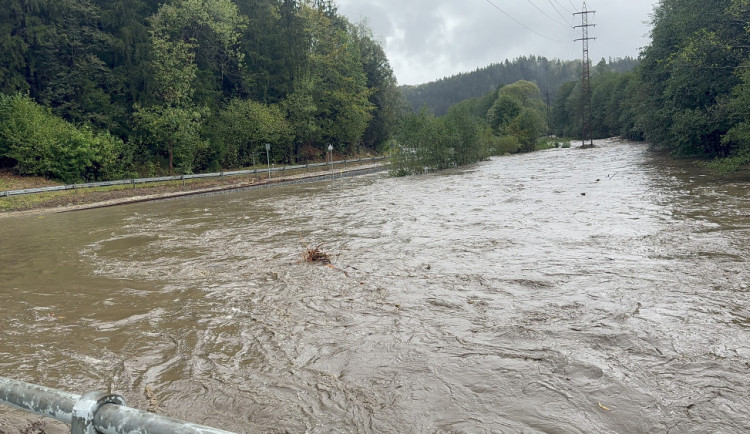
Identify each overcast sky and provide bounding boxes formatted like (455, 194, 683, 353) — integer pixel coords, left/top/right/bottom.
(335, 0, 657, 85)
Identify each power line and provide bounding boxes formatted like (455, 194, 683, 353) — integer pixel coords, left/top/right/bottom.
(484, 0, 563, 42)
(547, 0, 573, 25)
(551, 0, 574, 15)
(568, 0, 578, 11)
(525, 0, 570, 28)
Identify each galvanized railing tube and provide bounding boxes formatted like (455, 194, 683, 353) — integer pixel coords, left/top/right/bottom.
(0, 377, 79, 425)
(0, 377, 235, 434)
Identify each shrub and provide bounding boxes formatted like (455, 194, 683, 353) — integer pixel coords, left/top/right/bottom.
(391, 107, 491, 176)
(0, 93, 126, 182)
(493, 135, 521, 155)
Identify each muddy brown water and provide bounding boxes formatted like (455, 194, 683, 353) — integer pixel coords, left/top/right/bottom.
(1, 139, 749, 433)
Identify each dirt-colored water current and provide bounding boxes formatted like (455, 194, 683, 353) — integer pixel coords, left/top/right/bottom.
(1, 139, 748, 433)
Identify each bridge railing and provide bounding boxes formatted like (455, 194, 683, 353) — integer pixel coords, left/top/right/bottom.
(0, 156, 388, 198)
(0, 377, 234, 434)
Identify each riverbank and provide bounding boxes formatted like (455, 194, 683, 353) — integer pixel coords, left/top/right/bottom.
(0, 162, 386, 218)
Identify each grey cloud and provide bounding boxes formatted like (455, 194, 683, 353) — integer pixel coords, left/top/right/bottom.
(337, 0, 655, 85)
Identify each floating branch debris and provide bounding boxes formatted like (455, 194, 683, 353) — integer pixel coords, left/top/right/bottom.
(302, 241, 331, 265)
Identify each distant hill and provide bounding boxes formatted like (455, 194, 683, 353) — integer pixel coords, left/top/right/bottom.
(400, 56, 638, 115)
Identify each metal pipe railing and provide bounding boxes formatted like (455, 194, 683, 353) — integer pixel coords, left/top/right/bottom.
(0, 377, 235, 434)
(0, 377, 79, 424)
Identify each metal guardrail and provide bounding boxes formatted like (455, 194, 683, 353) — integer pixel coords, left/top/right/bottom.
(0, 157, 388, 198)
(0, 377, 234, 433)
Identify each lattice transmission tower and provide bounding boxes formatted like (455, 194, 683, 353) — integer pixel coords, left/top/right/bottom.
(574, 2, 596, 148)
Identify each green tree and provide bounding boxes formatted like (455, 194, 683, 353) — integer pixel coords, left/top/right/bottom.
(486, 80, 547, 151)
(633, 0, 748, 160)
(497, 80, 543, 108)
(299, 2, 373, 154)
(487, 93, 522, 135)
(390, 108, 434, 176)
(444, 104, 490, 165)
(210, 98, 292, 168)
(133, 105, 205, 174)
(282, 75, 321, 162)
(714, 0, 750, 170)
(134, 29, 201, 173)
(508, 108, 546, 152)
(352, 22, 402, 152)
(136, 0, 245, 174)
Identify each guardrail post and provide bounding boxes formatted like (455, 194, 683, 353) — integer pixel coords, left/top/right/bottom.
(71, 391, 126, 434)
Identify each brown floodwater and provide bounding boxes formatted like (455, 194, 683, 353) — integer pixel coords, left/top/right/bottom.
(1, 139, 749, 433)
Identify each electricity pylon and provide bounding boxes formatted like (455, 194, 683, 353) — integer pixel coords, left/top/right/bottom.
(574, 2, 596, 148)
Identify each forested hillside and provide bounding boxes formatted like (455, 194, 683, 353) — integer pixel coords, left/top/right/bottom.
(2, 0, 748, 183)
(0, 0, 401, 181)
(400, 56, 637, 116)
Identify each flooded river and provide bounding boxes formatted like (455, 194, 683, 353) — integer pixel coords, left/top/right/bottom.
(1, 139, 749, 433)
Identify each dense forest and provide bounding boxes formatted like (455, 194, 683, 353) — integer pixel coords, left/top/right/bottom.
(0, 0, 402, 182)
(400, 56, 637, 116)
